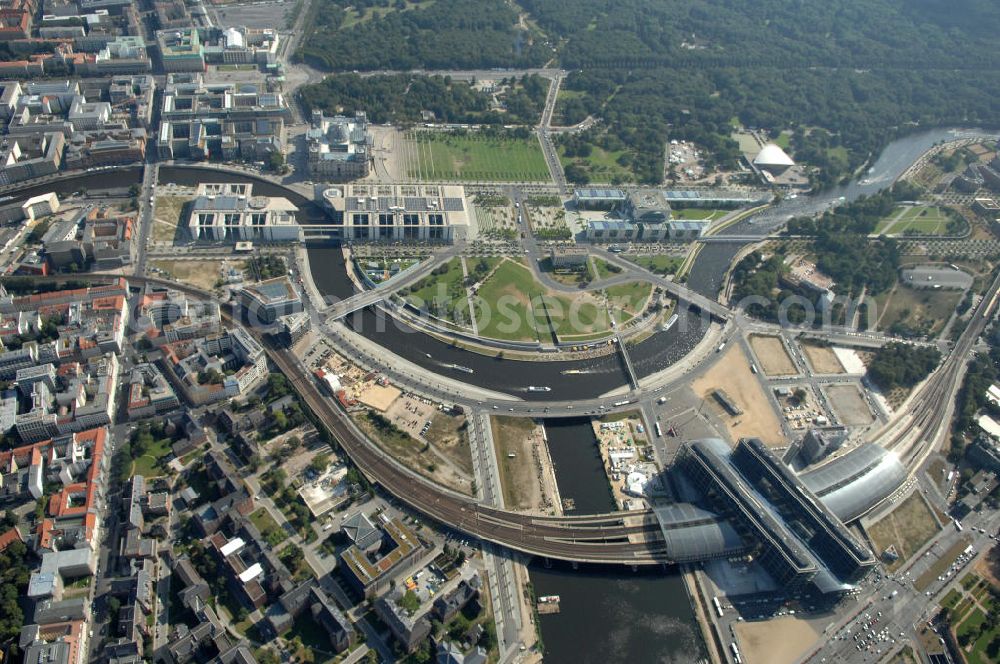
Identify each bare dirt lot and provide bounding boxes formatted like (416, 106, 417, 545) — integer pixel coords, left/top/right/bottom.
(149, 259, 242, 292)
(692, 345, 787, 447)
(800, 342, 846, 374)
(735, 615, 819, 664)
(384, 394, 432, 437)
(491, 416, 557, 513)
(749, 335, 797, 376)
(866, 491, 942, 571)
(825, 384, 875, 426)
(425, 413, 475, 478)
(353, 411, 473, 496)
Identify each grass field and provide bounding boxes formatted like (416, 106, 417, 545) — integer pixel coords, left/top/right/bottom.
(875, 205, 955, 236)
(541, 291, 612, 340)
(629, 254, 684, 276)
(558, 144, 635, 183)
(471, 258, 651, 342)
(866, 492, 941, 571)
(671, 208, 727, 221)
(249, 508, 285, 547)
(405, 131, 550, 182)
(605, 282, 652, 322)
(404, 258, 471, 327)
(872, 283, 963, 337)
(130, 437, 173, 478)
(152, 196, 187, 243)
(940, 565, 1000, 664)
(591, 257, 621, 280)
(956, 605, 1000, 664)
(474, 259, 545, 341)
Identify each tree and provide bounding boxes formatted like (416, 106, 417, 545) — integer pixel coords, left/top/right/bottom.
(310, 453, 330, 473)
(398, 589, 420, 614)
(268, 151, 286, 172)
(279, 544, 305, 572)
(257, 649, 281, 664)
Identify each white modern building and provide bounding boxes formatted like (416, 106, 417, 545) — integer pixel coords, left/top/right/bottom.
(753, 143, 795, 175)
(188, 183, 300, 242)
(321, 183, 470, 243)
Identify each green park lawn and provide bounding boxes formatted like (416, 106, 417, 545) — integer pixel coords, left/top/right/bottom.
(558, 144, 635, 183)
(629, 254, 684, 276)
(130, 437, 173, 478)
(875, 205, 954, 235)
(671, 208, 727, 221)
(248, 508, 285, 547)
(407, 132, 550, 182)
(406, 258, 466, 309)
(474, 259, 545, 341)
(605, 282, 653, 321)
(471, 258, 652, 341)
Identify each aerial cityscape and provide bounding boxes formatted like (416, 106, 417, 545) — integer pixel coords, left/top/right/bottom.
(2, 1, 1000, 664)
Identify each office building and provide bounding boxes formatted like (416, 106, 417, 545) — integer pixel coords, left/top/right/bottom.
(240, 277, 302, 325)
(321, 183, 470, 243)
(338, 515, 422, 599)
(187, 183, 300, 242)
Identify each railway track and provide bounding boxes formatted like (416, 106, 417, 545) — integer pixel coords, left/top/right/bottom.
(875, 271, 1000, 471)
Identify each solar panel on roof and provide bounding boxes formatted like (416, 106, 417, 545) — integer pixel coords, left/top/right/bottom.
(443, 198, 464, 211)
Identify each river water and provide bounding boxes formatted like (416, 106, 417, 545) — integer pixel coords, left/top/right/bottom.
(529, 561, 704, 664)
(11, 126, 993, 663)
(543, 418, 614, 514)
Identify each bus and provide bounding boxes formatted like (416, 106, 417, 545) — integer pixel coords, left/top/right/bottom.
(730, 642, 742, 664)
(712, 596, 723, 618)
(654, 422, 663, 437)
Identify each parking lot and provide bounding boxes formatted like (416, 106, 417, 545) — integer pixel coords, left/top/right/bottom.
(210, 0, 291, 29)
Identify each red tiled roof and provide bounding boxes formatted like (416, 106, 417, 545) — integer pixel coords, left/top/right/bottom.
(0, 527, 22, 552)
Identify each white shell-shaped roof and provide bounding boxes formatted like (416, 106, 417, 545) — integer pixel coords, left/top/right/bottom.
(753, 143, 795, 167)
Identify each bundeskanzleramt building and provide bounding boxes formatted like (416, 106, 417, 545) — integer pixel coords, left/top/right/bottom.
(188, 183, 300, 242)
(306, 110, 371, 180)
(321, 183, 470, 243)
